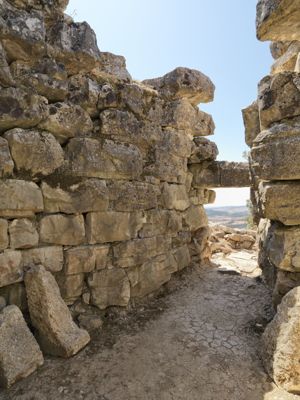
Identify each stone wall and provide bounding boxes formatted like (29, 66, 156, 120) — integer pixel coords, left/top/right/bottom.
(0, 0, 218, 315)
(243, 0, 300, 393)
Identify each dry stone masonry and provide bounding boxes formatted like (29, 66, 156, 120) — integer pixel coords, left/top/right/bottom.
(0, 0, 247, 388)
(243, 0, 300, 394)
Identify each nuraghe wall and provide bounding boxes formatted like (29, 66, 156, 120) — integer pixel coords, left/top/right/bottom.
(0, 0, 251, 389)
(243, 0, 300, 394)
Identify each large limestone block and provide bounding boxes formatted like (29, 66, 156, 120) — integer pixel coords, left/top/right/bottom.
(113, 236, 171, 268)
(258, 73, 300, 130)
(9, 218, 38, 249)
(95, 51, 131, 82)
(190, 161, 250, 188)
(0, 0, 46, 62)
(256, 0, 300, 41)
(272, 270, 300, 307)
(183, 205, 208, 231)
(0, 180, 44, 218)
(47, 20, 100, 75)
(56, 273, 84, 304)
(0, 305, 43, 388)
(42, 180, 109, 214)
(259, 181, 300, 225)
(251, 122, 300, 180)
(38, 103, 93, 143)
(262, 286, 300, 393)
(21, 246, 63, 273)
(24, 265, 90, 357)
(0, 219, 8, 251)
(162, 183, 190, 211)
(0, 42, 15, 87)
(172, 245, 191, 271)
(143, 67, 215, 105)
(86, 211, 144, 244)
(128, 254, 177, 298)
(88, 268, 130, 310)
(267, 223, 300, 272)
(271, 41, 300, 74)
(65, 245, 109, 275)
(0, 137, 14, 177)
(4, 128, 64, 176)
(242, 101, 261, 147)
(162, 99, 215, 136)
(0, 250, 22, 287)
(140, 210, 182, 238)
(189, 137, 218, 163)
(0, 88, 48, 133)
(40, 214, 85, 245)
(108, 181, 159, 212)
(65, 138, 143, 180)
(68, 75, 101, 117)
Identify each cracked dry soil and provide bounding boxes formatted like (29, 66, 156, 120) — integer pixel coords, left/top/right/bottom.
(1, 254, 299, 400)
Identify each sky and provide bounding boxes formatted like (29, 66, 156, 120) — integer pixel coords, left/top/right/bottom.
(66, 0, 272, 207)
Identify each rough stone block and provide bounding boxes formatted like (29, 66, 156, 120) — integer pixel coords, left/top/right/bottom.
(183, 205, 208, 231)
(162, 99, 215, 136)
(47, 20, 100, 75)
(0, 42, 15, 87)
(172, 245, 191, 271)
(259, 181, 300, 225)
(0, 179, 44, 218)
(0, 137, 14, 177)
(68, 75, 101, 117)
(262, 286, 300, 394)
(38, 103, 93, 143)
(242, 101, 261, 147)
(162, 183, 190, 211)
(256, 0, 300, 41)
(4, 128, 64, 176)
(272, 270, 300, 308)
(42, 180, 109, 214)
(251, 123, 300, 180)
(143, 67, 215, 105)
(40, 214, 85, 245)
(271, 41, 300, 74)
(113, 236, 171, 268)
(189, 137, 218, 163)
(56, 273, 85, 304)
(258, 73, 300, 130)
(21, 246, 63, 273)
(0, 88, 48, 133)
(139, 210, 182, 238)
(65, 245, 109, 275)
(24, 265, 90, 357)
(0, 219, 8, 251)
(88, 267, 130, 310)
(129, 254, 176, 298)
(9, 218, 38, 249)
(0, 305, 43, 388)
(86, 211, 144, 244)
(0, 250, 23, 288)
(108, 181, 159, 212)
(64, 138, 143, 180)
(0, 0, 46, 62)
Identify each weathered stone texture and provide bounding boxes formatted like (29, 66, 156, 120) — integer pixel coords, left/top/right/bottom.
(0, 305, 43, 388)
(262, 287, 300, 393)
(25, 265, 90, 357)
(9, 218, 38, 249)
(40, 214, 85, 245)
(0, 137, 14, 177)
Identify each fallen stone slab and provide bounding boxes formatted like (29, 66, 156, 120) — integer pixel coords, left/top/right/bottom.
(262, 286, 300, 394)
(24, 265, 90, 357)
(0, 305, 43, 388)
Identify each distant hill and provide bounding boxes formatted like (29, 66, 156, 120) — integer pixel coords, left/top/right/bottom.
(205, 206, 249, 229)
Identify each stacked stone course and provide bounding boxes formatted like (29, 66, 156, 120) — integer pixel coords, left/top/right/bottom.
(0, 0, 224, 386)
(243, 0, 300, 393)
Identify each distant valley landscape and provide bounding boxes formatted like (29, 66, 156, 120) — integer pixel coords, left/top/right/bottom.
(205, 206, 249, 229)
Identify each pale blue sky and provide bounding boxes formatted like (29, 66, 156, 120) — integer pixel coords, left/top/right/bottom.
(66, 0, 272, 206)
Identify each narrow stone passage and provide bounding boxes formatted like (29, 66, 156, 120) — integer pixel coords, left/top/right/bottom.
(1, 257, 298, 400)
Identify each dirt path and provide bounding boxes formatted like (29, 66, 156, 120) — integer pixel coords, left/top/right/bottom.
(1, 253, 299, 400)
